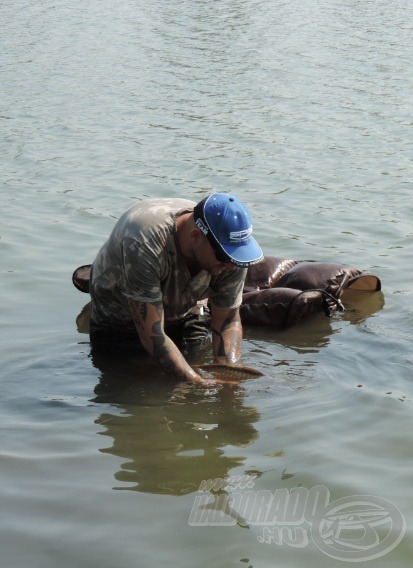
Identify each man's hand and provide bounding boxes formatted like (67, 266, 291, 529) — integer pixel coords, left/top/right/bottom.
(211, 305, 243, 365)
(128, 299, 204, 383)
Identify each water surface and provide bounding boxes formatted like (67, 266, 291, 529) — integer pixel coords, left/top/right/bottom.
(1, 0, 413, 566)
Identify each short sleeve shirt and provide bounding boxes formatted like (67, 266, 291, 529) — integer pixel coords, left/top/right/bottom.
(90, 198, 247, 329)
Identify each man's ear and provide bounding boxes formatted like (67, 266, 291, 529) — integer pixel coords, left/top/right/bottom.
(190, 227, 204, 244)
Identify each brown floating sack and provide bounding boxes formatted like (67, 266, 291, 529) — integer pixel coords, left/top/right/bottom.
(72, 256, 381, 328)
(243, 257, 297, 293)
(240, 257, 381, 327)
(241, 288, 329, 327)
(72, 264, 92, 293)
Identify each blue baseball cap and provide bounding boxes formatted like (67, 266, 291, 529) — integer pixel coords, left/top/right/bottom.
(193, 193, 264, 267)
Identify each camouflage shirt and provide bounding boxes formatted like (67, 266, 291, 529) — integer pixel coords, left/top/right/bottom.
(90, 198, 247, 330)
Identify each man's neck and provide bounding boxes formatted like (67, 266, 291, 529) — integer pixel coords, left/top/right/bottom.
(176, 212, 202, 277)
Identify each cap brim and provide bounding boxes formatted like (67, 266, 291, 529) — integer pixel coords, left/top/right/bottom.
(220, 237, 264, 268)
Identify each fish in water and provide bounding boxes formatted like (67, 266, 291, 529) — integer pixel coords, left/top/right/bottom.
(194, 363, 263, 382)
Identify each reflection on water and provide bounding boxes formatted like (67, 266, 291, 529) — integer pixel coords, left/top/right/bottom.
(91, 350, 260, 495)
(341, 289, 385, 325)
(76, 302, 91, 334)
(84, 288, 384, 496)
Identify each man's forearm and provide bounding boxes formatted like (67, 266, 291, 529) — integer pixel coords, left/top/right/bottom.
(128, 299, 203, 382)
(211, 308, 243, 364)
(149, 323, 202, 381)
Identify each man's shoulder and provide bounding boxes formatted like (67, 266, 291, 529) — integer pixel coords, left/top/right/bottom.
(126, 198, 196, 220)
(117, 197, 195, 252)
(115, 197, 195, 242)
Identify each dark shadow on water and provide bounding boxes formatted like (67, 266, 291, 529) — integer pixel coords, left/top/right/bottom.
(90, 348, 260, 496)
(75, 291, 384, 496)
(76, 302, 261, 496)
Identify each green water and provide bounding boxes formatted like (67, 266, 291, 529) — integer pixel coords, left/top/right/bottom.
(1, 0, 412, 566)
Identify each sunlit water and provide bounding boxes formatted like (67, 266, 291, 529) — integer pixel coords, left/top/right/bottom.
(1, 0, 413, 566)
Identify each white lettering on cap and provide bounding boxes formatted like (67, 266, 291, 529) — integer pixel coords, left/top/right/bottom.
(195, 218, 209, 235)
(229, 227, 252, 242)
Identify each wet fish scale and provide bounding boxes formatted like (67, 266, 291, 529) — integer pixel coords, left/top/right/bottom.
(195, 363, 263, 381)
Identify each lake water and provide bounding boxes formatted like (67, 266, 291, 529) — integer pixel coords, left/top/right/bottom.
(1, 0, 412, 566)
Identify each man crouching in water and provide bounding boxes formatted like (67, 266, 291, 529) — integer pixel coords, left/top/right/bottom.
(89, 193, 263, 384)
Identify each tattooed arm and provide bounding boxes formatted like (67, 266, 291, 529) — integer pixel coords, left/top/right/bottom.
(211, 305, 243, 365)
(128, 299, 204, 383)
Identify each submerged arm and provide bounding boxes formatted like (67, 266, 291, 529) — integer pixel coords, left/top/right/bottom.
(211, 305, 243, 365)
(128, 299, 204, 383)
